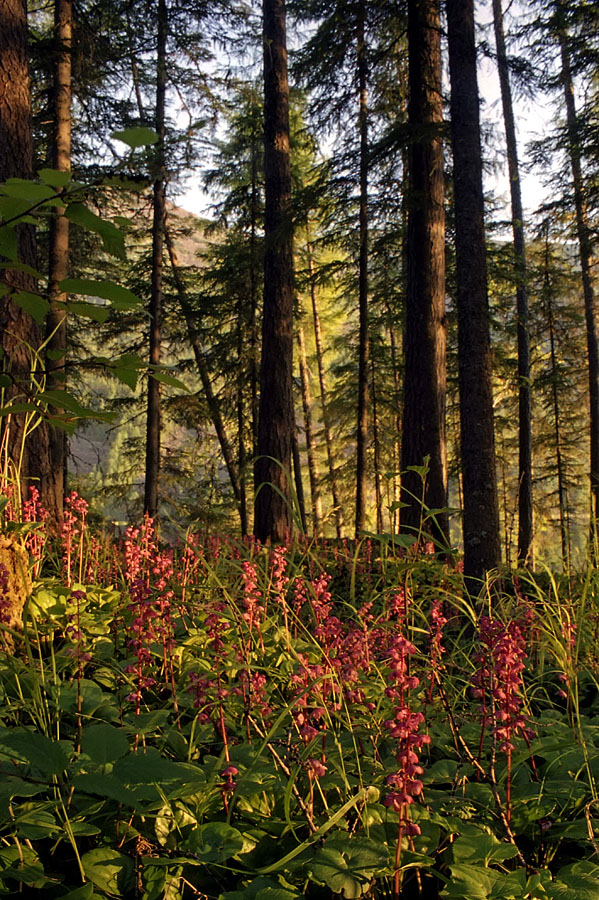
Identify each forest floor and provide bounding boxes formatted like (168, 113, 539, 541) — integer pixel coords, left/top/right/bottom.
(0, 494, 598, 899)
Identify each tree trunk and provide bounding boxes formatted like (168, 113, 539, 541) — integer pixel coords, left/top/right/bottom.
(164, 226, 244, 525)
(542, 223, 570, 571)
(308, 237, 343, 537)
(355, 0, 370, 537)
(557, 19, 599, 549)
(446, 0, 501, 579)
(492, 0, 533, 564)
(254, 0, 295, 544)
(144, 0, 167, 519)
(45, 0, 72, 527)
(297, 318, 323, 535)
(400, 0, 448, 546)
(0, 0, 52, 506)
(236, 299, 248, 536)
(291, 424, 307, 533)
(371, 356, 383, 534)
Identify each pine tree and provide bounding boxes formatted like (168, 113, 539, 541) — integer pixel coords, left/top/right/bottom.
(400, 0, 448, 546)
(254, 0, 295, 543)
(446, 0, 501, 579)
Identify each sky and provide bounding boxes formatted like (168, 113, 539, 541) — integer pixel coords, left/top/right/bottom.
(177, 0, 553, 224)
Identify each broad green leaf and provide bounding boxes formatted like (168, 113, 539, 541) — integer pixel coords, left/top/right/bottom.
(442, 863, 500, 899)
(0, 226, 18, 260)
(59, 277, 140, 309)
(81, 848, 135, 898)
(0, 402, 39, 416)
(0, 179, 57, 201)
(149, 368, 189, 391)
(0, 729, 69, 776)
(452, 832, 519, 866)
(81, 723, 130, 765)
(60, 884, 95, 900)
(65, 203, 125, 259)
(71, 773, 138, 808)
(185, 822, 246, 862)
(37, 168, 71, 187)
(113, 747, 187, 787)
(12, 290, 50, 324)
(15, 804, 61, 840)
(38, 389, 114, 422)
(67, 301, 110, 323)
(112, 126, 159, 148)
(219, 876, 297, 900)
(309, 848, 368, 899)
(0, 260, 43, 279)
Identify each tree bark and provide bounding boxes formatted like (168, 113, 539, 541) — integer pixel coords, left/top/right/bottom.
(492, 0, 533, 564)
(45, 0, 72, 527)
(542, 224, 570, 571)
(400, 0, 448, 546)
(557, 18, 599, 548)
(254, 0, 295, 544)
(144, 0, 167, 519)
(308, 237, 343, 537)
(297, 318, 323, 535)
(446, 0, 501, 579)
(0, 0, 52, 506)
(164, 226, 244, 525)
(355, 0, 370, 537)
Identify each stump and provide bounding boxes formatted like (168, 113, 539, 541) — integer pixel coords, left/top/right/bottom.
(0, 536, 31, 648)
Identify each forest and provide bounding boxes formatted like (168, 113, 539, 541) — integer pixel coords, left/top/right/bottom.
(2, 0, 599, 898)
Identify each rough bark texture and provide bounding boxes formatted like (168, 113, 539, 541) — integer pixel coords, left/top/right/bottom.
(45, 0, 72, 527)
(0, 0, 52, 505)
(492, 0, 533, 564)
(254, 0, 294, 544)
(558, 22, 599, 546)
(400, 0, 448, 546)
(354, 0, 370, 537)
(144, 0, 167, 519)
(446, 0, 501, 579)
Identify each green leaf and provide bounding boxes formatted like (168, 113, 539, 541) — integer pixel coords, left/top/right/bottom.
(111, 353, 143, 390)
(38, 389, 114, 422)
(112, 126, 159, 148)
(309, 848, 367, 899)
(452, 832, 520, 866)
(443, 863, 500, 899)
(0, 729, 69, 776)
(185, 822, 246, 862)
(81, 723, 130, 765)
(0, 179, 57, 201)
(59, 277, 140, 310)
(65, 203, 125, 259)
(0, 260, 44, 279)
(67, 301, 110, 323)
(149, 368, 189, 391)
(81, 848, 135, 898)
(71, 773, 138, 808)
(0, 226, 18, 260)
(60, 884, 95, 900)
(37, 168, 71, 188)
(12, 290, 50, 324)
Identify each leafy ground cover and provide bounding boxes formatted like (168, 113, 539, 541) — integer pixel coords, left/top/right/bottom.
(1, 491, 599, 898)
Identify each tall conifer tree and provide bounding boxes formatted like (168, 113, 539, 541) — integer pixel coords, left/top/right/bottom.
(400, 0, 447, 545)
(254, 0, 295, 543)
(446, 0, 501, 579)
